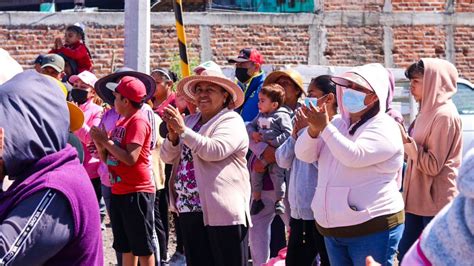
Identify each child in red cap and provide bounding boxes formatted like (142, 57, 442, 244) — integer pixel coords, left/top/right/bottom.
(91, 76, 155, 266)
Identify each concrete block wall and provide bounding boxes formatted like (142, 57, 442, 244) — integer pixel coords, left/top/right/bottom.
(0, 0, 473, 81)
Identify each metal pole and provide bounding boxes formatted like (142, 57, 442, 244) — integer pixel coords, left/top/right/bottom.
(173, 0, 191, 78)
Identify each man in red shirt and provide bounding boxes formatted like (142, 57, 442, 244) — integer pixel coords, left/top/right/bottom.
(91, 76, 155, 266)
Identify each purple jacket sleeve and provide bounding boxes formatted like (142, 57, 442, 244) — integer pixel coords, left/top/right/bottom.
(0, 189, 74, 265)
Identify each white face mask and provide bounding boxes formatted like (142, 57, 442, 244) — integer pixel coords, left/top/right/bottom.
(342, 89, 369, 113)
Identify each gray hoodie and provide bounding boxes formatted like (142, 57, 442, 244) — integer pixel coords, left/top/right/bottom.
(246, 106, 293, 148)
(0, 70, 68, 179)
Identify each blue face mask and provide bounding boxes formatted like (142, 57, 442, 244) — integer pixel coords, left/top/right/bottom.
(342, 89, 369, 113)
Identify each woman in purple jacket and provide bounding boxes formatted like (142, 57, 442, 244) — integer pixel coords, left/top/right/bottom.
(0, 71, 103, 265)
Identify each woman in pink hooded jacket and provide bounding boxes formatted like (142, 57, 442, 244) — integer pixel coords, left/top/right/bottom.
(397, 59, 463, 260)
(68, 71, 104, 215)
(295, 63, 405, 266)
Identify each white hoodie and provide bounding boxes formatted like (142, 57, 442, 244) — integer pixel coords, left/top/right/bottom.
(295, 63, 405, 229)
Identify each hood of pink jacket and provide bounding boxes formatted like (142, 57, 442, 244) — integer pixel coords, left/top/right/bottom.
(413, 58, 458, 145)
(419, 58, 458, 114)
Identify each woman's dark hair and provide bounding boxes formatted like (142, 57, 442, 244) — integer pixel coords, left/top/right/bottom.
(405, 60, 424, 79)
(152, 68, 178, 83)
(310, 75, 337, 107)
(349, 101, 380, 135)
(66, 25, 92, 60)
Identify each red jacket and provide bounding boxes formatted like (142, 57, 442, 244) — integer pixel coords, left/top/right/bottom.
(50, 42, 92, 73)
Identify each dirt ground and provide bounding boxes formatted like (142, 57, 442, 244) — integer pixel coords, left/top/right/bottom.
(103, 215, 178, 265)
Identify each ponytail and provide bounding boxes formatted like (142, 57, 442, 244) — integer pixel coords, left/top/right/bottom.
(349, 101, 380, 135)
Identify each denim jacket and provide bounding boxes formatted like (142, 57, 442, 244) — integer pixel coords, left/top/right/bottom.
(275, 135, 318, 220)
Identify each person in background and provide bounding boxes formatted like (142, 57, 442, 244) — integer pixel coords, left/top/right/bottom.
(59, 53, 79, 86)
(50, 24, 93, 73)
(194, 61, 224, 76)
(149, 67, 183, 264)
(68, 70, 105, 229)
(33, 54, 45, 73)
(0, 70, 103, 265)
(295, 63, 405, 266)
(275, 75, 336, 266)
(151, 68, 179, 118)
(150, 67, 181, 265)
(228, 48, 265, 122)
(398, 59, 463, 260)
(248, 68, 306, 266)
(41, 53, 65, 81)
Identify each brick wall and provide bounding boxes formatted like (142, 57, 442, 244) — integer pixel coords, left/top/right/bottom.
(324, 26, 384, 66)
(150, 25, 201, 69)
(392, 26, 447, 70)
(454, 26, 474, 79)
(1, 10, 473, 81)
(0, 25, 202, 76)
(324, 0, 384, 12)
(0, 26, 63, 66)
(456, 0, 474, 12)
(210, 25, 310, 66)
(87, 26, 125, 74)
(391, 0, 446, 12)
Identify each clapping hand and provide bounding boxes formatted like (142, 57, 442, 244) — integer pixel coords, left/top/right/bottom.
(397, 122, 411, 144)
(163, 105, 186, 145)
(292, 108, 309, 139)
(54, 37, 63, 50)
(301, 101, 329, 138)
(90, 125, 109, 145)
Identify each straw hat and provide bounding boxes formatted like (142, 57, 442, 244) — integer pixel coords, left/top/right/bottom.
(264, 69, 306, 96)
(176, 71, 244, 109)
(95, 68, 156, 105)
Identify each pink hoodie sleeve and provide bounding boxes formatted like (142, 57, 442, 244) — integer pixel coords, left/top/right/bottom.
(408, 114, 462, 176)
(401, 239, 432, 266)
(75, 106, 102, 145)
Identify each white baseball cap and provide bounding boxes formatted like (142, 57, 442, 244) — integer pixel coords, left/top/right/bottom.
(69, 70, 98, 88)
(193, 61, 223, 75)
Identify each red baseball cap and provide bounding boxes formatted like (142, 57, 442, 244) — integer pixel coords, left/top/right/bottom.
(228, 48, 264, 65)
(106, 76, 146, 103)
